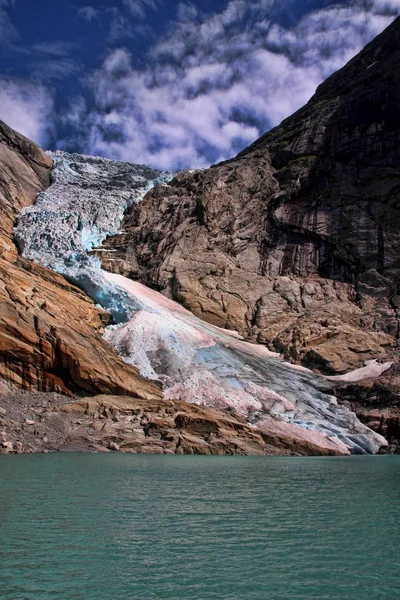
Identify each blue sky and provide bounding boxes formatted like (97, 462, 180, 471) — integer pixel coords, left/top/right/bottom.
(0, 0, 399, 169)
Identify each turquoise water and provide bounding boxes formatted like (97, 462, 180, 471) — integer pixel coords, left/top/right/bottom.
(0, 455, 399, 600)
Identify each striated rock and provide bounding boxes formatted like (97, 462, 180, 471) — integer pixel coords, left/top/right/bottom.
(0, 391, 350, 456)
(0, 119, 52, 261)
(0, 120, 161, 399)
(99, 19, 400, 378)
(9, 140, 387, 454)
(0, 257, 161, 398)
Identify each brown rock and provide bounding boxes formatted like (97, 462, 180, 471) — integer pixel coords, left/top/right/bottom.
(0, 119, 52, 262)
(0, 391, 349, 455)
(0, 119, 161, 400)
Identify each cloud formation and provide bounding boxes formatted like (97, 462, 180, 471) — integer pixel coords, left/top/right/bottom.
(77, 6, 99, 22)
(28, 41, 81, 81)
(0, 0, 18, 45)
(122, 0, 160, 19)
(66, 0, 399, 170)
(0, 79, 53, 145)
(107, 7, 153, 42)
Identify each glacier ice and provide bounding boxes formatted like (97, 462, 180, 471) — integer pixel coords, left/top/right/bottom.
(13, 150, 387, 454)
(14, 150, 173, 323)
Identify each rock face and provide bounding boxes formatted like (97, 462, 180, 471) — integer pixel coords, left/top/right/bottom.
(0, 120, 161, 399)
(0, 119, 52, 261)
(11, 141, 387, 454)
(100, 18, 400, 380)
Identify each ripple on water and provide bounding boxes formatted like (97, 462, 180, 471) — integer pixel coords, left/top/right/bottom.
(0, 454, 399, 600)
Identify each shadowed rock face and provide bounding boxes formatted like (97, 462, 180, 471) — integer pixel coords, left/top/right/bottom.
(99, 18, 400, 380)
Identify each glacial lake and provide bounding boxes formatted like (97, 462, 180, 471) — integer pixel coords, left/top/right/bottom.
(0, 455, 399, 600)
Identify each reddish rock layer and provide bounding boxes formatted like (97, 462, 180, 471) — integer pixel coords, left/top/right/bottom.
(0, 120, 161, 400)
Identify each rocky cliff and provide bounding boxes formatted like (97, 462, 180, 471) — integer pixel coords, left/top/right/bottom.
(11, 140, 386, 455)
(0, 120, 161, 399)
(3, 121, 341, 457)
(97, 18, 400, 445)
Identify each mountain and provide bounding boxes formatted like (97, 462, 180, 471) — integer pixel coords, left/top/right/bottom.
(11, 141, 385, 456)
(2, 122, 352, 456)
(2, 19, 400, 454)
(97, 17, 400, 449)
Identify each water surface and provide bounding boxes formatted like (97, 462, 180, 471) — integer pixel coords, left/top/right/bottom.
(1, 455, 399, 600)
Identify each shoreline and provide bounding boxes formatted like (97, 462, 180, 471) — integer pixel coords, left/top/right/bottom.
(2, 389, 394, 457)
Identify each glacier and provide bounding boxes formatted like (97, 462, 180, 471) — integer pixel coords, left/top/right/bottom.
(14, 150, 173, 323)
(13, 150, 388, 454)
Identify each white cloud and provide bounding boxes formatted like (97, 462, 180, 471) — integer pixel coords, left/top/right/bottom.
(106, 7, 153, 42)
(0, 0, 17, 45)
(77, 6, 99, 22)
(372, 0, 400, 11)
(122, 0, 160, 19)
(27, 41, 80, 81)
(32, 41, 77, 56)
(33, 59, 79, 81)
(0, 79, 53, 146)
(64, 0, 400, 170)
(176, 2, 198, 22)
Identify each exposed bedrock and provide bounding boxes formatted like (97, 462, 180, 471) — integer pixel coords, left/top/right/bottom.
(0, 388, 351, 456)
(9, 141, 387, 453)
